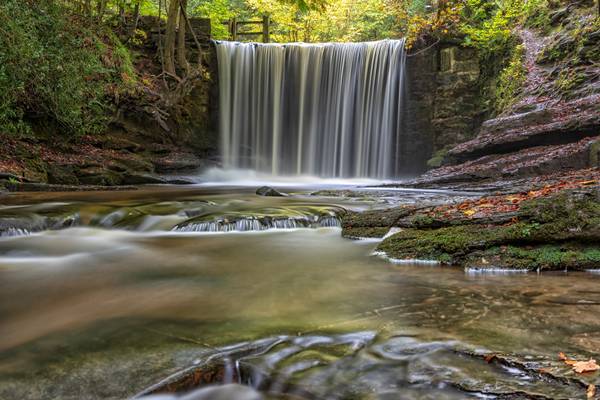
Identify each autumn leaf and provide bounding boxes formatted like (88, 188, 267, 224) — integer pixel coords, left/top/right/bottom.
(463, 209, 476, 216)
(559, 352, 578, 365)
(572, 359, 600, 374)
(588, 384, 596, 399)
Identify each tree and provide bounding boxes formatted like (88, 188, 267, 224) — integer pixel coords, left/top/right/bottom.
(164, 0, 180, 75)
(177, 0, 190, 74)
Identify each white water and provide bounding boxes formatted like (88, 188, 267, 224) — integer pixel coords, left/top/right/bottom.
(216, 40, 407, 179)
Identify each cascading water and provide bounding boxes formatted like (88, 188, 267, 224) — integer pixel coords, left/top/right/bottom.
(216, 39, 407, 179)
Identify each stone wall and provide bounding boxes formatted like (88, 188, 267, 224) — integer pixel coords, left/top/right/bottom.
(402, 43, 485, 171)
(399, 48, 437, 175)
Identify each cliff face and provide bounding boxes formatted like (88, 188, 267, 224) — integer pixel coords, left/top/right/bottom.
(402, 43, 489, 173)
(414, 3, 600, 185)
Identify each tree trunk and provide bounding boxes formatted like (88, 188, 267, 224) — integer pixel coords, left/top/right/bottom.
(127, 0, 141, 41)
(177, 0, 189, 74)
(164, 0, 180, 75)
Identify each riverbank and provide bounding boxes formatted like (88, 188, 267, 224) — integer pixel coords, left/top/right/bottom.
(343, 168, 600, 271)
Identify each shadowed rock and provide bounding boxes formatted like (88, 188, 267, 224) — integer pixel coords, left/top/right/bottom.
(256, 186, 287, 197)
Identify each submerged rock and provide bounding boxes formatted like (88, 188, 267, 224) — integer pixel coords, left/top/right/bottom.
(140, 384, 263, 400)
(256, 186, 287, 197)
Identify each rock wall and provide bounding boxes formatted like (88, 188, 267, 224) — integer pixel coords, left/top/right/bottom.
(402, 43, 485, 171)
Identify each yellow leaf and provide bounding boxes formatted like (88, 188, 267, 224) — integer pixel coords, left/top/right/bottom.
(588, 384, 596, 399)
(463, 209, 476, 216)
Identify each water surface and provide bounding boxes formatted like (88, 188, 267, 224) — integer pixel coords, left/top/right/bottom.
(0, 186, 598, 399)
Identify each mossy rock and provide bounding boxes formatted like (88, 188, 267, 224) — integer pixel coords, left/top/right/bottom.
(341, 207, 417, 238)
(466, 244, 600, 271)
(426, 149, 449, 169)
(343, 226, 390, 239)
(376, 190, 600, 270)
(47, 164, 80, 185)
(77, 167, 123, 186)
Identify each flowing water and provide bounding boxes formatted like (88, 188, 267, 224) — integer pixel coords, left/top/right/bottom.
(216, 40, 407, 178)
(0, 185, 599, 399)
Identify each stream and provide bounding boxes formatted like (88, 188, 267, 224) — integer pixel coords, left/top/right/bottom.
(0, 183, 599, 399)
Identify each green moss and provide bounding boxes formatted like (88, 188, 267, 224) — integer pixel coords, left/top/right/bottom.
(410, 214, 436, 228)
(468, 245, 600, 271)
(426, 149, 449, 169)
(494, 44, 527, 112)
(377, 225, 497, 263)
(376, 190, 599, 269)
(342, 226, 390, 239)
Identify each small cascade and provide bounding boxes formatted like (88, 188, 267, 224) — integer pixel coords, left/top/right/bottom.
(0, 228, 31, 238)
(216, 39, 407, 179)
(173, 215, 341, 233)
(0, 214, 79, 238)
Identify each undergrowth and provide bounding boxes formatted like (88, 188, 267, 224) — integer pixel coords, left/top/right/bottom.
(0, 0, 137, 138)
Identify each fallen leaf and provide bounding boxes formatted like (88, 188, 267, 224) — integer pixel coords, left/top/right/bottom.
(463, 209, 476, 216)
(588, 384, 596, 399)
(573, 359, 600, 374)
(484, 354, 496, 363)
(559, 352, 578, 365)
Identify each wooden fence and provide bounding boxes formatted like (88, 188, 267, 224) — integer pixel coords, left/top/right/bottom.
(226, 16, 271, 43)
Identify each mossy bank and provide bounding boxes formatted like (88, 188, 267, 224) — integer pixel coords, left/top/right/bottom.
(344, 187, 600, 271)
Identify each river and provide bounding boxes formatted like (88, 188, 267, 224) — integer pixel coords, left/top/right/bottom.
(0, 183, 598, 399)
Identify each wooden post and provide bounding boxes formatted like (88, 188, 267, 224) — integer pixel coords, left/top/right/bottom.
(231, 17, 238, 41)
(262, 15, 270, 43)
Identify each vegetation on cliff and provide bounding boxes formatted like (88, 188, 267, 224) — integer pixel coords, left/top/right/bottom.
(0, 0, 137, 138)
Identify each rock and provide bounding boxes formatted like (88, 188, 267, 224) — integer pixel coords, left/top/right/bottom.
(47, 164, 79, 185)
(166, 178, 196, 185)
(101, 136, 143, 152)
(549, 6, 570, 25)
(140, 384, 264, 400)
(375, 189, 600, 271)
(447, 95, 600, 163)
(0, 172, 29, 182)
(591, 139, 600, 167)
(418, 136, 599, 185)
(152, 153, 204, 172)
(256, 186, 286, 197)
(77, 167, 124, 186)
(121, 173, 167, 185)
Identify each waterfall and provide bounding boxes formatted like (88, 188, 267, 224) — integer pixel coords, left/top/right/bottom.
(216, 39, 407, 179)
